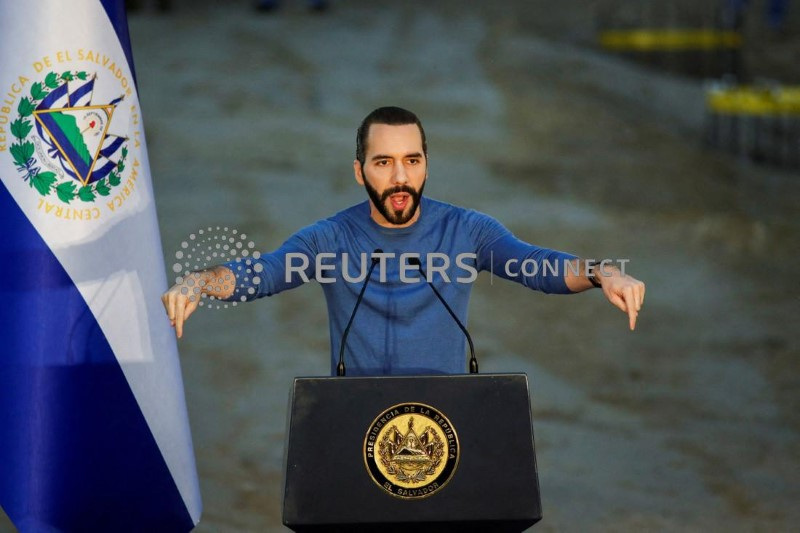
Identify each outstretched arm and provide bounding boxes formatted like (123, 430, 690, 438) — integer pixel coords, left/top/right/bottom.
(470, 213, 646, 329)
(564, 260, 646, 331)
(160, 221, 328, 338)
(161, 265, 235, 338)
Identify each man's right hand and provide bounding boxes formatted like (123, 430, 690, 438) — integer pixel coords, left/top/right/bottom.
(161, 267, 235, 338)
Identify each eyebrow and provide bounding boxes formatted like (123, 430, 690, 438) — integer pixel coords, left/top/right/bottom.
(370, 152, 424, 161)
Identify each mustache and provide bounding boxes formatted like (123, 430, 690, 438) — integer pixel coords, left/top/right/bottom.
(380, 185, 419, 203)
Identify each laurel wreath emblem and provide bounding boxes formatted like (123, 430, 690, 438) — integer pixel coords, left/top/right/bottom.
(9, 70, 127, 204)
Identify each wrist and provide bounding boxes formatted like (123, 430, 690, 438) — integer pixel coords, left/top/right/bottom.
(585, 260, 601, 288)
(585, 259, 618, 288)
(188, 268, 227, 296)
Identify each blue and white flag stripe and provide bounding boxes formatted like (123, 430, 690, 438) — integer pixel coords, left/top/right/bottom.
(38, 82, 70, 110)
(69, 77, 95, 107)
(0, 1, 201, 531)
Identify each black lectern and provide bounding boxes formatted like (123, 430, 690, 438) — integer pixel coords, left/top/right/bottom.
(282, 373, 542, 532)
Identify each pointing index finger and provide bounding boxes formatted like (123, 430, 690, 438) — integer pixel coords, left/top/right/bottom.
(624, 286, 638, 330)
(175, 295, 186, 339)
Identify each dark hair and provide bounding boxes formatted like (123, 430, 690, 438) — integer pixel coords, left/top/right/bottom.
(355, 106, 427, 166)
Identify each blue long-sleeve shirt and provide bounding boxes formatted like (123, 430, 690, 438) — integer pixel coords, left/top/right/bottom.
(226, 197, 577, 376)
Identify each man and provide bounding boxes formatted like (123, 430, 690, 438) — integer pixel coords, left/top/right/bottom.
(162, 106, 645, 375)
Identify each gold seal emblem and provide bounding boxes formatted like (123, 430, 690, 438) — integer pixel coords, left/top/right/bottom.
(364, 402, 459, 499)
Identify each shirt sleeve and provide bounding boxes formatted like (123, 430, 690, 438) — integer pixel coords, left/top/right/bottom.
(221, 221, 332, 302)
(469, 211, 578, 294)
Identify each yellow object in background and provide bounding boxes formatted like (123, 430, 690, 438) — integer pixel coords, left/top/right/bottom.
(599, 29, 742, 51)
(707, 86, 800, 116)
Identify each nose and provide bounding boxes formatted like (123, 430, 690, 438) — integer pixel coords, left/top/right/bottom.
(391, 161, 408, 185)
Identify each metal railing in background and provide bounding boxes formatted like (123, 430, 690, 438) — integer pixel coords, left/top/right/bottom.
(599, 28, 742, 51)
(597, 28, 743, 78)
(595, 1, 797, 169)
(594, 1, 744, 78)
(706, 83, 800, 168)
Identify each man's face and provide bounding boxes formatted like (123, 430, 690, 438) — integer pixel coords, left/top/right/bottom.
(354, 123, 427, 227)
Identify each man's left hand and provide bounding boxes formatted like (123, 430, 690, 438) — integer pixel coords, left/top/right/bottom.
(598, 269, 646, 330)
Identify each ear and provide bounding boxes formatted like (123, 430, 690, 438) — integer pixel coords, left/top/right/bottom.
(353, 159, 365, 185)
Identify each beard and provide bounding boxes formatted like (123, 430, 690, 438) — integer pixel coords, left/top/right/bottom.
(363, 176, 426, 226)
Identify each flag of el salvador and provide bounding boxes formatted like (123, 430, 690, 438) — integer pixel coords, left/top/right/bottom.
(0, 1, 202, 531)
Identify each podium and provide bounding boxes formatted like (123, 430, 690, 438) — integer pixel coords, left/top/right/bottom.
(282, 373, 542, 531)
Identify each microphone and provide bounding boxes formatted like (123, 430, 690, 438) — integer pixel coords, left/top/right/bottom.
(408, 256, 479, 374)
(337, 249, 383, 376)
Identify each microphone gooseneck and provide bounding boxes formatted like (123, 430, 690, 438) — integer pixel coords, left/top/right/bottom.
(408, 256, 479, 374)
(337, 249, 383, 376)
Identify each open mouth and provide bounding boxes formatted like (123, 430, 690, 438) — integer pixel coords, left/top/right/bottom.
(389, 193, 410, 211)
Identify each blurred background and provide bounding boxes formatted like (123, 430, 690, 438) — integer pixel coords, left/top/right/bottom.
(4, 0, 798, 531)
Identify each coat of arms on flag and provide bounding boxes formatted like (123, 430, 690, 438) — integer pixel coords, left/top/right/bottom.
(10, 71, 128, 204)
